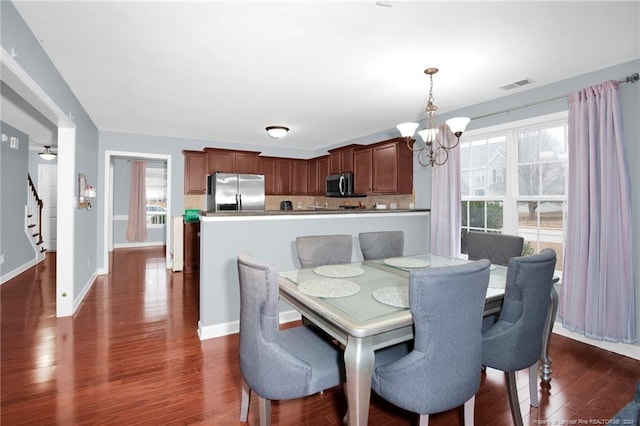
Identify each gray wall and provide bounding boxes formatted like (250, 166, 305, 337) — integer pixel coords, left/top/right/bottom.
(199, 212, 430, 335)
(2, 1, 100, 299)
(0, 122, 33, 277)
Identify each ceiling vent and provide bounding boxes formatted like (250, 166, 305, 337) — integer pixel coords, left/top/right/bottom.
(500, 78, 535, 91)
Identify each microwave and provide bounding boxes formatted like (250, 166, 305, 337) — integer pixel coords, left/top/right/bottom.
(326, 172, 362, 197)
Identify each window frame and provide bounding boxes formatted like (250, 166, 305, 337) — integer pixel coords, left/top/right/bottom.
(460, 111, 568, 268)
(145, 164, 168, 228)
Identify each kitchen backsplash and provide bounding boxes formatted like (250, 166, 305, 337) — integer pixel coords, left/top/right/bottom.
(184, 194, 415, 211)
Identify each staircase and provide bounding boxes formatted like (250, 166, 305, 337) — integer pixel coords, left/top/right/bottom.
(26, 174, 46, 260)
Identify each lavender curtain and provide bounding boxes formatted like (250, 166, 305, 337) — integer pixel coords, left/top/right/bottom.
(560, 80, 636, 343)
(125, 161, 148, 242)
(429, 125, 461, 257)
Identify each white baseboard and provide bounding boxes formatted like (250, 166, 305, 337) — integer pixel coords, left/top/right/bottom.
(113, 241, 164, 249)
(72, 271, 97, 315)
(553, 322, 640, 360)
(197, 310, 302, 340)
(0, 258, 37, 285)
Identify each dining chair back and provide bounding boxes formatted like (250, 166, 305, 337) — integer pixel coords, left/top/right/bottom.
(295, 234, 353, 268)
(371, 259, 491, 425)
(237, 252, 344, 426)
(358, 231, 404, 260)
(481, 248, 557, 426)
(466, 231, 524, 266)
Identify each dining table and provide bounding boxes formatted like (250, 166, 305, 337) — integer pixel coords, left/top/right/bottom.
(278, 253, 557, 426)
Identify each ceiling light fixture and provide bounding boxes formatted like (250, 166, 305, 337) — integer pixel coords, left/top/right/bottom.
(39, 145, 57, 160)
(396, 68, 470, 167)
(265, 126, 289, 139)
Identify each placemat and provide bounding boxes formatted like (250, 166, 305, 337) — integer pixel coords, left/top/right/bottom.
(372, 286, 409, 308)
(313, 265, 365, 278)
(298, 279, 360, 298)
(383, 257, 430, 268)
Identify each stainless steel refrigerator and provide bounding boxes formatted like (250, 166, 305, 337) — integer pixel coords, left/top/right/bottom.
(207, 173, 265, 212)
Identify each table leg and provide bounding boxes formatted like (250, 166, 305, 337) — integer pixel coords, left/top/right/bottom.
(540, 287, 558, 386)
(344, 335, 374, 426)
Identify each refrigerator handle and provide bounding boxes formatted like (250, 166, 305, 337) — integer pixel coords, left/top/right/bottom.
(237, 193, 242, 211)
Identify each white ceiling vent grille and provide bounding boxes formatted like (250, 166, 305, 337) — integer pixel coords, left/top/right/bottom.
(500, 78, 535, 91)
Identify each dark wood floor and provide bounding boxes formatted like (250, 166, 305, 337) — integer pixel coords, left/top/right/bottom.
(2, 247, 638, 425)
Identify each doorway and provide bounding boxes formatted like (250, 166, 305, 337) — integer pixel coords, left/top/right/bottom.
(2, 47, 76, 317)
(38, 164, 57, 251)
(102, 150, 172, 273)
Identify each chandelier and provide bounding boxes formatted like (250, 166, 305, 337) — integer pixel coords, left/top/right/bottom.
(396, 68, 470, 167)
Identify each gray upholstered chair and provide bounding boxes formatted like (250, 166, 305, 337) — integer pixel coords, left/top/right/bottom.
(481, 248, 557, 426)
(466, 231, 524, 266)
(237, 252, 344, 426)
(371, 259, 491, 425)
(295, 234, 353, 268)
(358, 231, 404, 260)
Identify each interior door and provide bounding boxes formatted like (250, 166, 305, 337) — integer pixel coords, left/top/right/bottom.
(38, 163, 58, 251)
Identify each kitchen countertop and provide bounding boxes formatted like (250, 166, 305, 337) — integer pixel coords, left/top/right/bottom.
(200, 208, 429, 217)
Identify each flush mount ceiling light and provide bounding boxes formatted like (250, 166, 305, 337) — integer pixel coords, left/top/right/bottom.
(396, 68, 470, 167)
(39, 145, 57, 160)
(265, 126, 289, 139)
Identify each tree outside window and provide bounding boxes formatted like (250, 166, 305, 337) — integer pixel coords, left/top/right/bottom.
(460, 115, 568, 270)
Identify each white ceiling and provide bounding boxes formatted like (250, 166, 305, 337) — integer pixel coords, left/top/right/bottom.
(4, 1, 639, 153)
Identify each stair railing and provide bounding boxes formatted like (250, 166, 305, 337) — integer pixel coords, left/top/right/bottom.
(27, 174, 45, 252)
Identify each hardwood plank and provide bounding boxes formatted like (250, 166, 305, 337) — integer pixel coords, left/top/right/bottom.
(2, 247, 639, 425)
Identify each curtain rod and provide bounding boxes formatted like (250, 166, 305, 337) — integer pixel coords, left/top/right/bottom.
(470, 72, 639, 122)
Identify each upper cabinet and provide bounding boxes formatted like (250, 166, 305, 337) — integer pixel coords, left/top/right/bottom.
(183, 139, 411, 196)
(205, 148, 260, 175)
(259, 156, 294, 195)
(292, 160, 308, 195)
(354, 138, 413, 194)
(353, 148, 373, 194)
(183, 150, 207, 194)
(328, 145, 358, 174)
(307, 155, 330, 195)
(259, 156, 278, 195)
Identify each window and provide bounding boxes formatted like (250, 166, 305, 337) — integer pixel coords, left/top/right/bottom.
(145, 165, 167, 226)
(460, 113, 568, 271)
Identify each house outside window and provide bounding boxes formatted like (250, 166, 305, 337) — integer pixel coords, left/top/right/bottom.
(460, 112, 568, 271)
(145, 165, 167, 226)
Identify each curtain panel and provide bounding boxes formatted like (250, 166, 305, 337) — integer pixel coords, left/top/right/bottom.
(126, 161, 148, 242)
(560, 80, 636, 343)
(429, 125, 461, 257)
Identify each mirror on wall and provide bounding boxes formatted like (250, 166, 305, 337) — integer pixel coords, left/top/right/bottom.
(78, 173, 96, 210)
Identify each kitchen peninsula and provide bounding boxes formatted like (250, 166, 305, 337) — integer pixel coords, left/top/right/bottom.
(197, 209, 430, 340)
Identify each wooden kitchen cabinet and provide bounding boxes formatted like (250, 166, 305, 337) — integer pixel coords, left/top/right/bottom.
(276, 158, 293, 195)
(259, 156, 293, 195)
(182, 150, 207, 194)
(307, 159, 318, 195)
(184, 221, 200, 272)
(259, 156, 278, 195)
(205, 148, 260, 175)
(316, 155, 330, 194)
(353, 138, 413, 194)
(328, 145, 358, 174)
(292, 160, 308, 195)
(307, 155, 330, 195)
(353, 148, 373, 194)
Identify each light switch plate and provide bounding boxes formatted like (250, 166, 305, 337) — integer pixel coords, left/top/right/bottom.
(10, 137, 18, 149)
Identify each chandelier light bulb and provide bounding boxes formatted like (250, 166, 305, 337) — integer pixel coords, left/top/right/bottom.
(396, 122, 419, 138)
